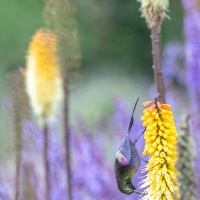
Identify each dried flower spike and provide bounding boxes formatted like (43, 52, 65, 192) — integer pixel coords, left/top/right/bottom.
(141, 99, 179, 200)
(138, 0, 169, 28)
(25, 29, 64, 125)
(177, 114, 196, 200)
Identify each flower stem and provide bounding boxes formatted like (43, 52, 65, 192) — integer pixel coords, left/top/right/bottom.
(151, 25, 166, 103)
(63, 75, 72, 200)
(44, 124, 50, 200)
(14, 109, 22, 200)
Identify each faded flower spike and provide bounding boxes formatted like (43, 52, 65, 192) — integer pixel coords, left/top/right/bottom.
(138, 0, 169, 28)
(141, 99, 179, 200)
(25, 29, 64, 125)
(177, 115, 196, 200)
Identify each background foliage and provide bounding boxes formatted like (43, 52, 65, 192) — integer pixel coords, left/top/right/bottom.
(0, 0, 183, 74)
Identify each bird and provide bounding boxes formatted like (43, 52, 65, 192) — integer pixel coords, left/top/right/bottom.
(114, 98, 144, 195)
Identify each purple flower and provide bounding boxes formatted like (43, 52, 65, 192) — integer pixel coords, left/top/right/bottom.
(161, 41, 189, 110)
(0, 165, 13, 200)
(182, 0, 200, 197)
(1, 97, 147, 200)
(162, 41, 186, 87)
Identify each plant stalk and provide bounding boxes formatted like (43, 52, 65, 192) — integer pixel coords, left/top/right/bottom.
(151, 25, 166, 103)
(14, 109, 22, 200)
(63, 75, 72, 200)
(44, 124, 50, 200)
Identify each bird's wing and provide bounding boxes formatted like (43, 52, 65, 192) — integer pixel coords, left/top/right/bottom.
(118, 134, 132, 164)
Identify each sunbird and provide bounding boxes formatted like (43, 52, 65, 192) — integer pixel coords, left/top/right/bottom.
(115, 98, 145, 195)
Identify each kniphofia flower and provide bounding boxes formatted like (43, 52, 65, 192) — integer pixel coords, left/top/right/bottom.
(141, 99, 179, 200)
(25, 29, 63, 125)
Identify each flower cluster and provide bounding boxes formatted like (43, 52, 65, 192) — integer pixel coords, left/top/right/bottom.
(141, 99, 179, 200)
(25, 29, 63, 125)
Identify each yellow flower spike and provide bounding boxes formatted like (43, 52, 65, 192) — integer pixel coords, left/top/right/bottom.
(25, 29, 64, 125)
(141, 99, 179, 199)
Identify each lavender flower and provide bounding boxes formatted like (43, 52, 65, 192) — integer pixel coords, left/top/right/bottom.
(162, 41, 186, 87)
(22, 120, 67, 200)
(2, 97, 148, 200)
(182, 0, 200, 198)
(183, 0, 200, 110)
(0, 164, 13, 200)
(160, 41, 189, 110)
(20, 161, 39, 200)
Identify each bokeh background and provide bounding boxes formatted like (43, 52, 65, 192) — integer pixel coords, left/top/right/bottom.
(0, 0, 184, 130)
(0, 0, 195, 200)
